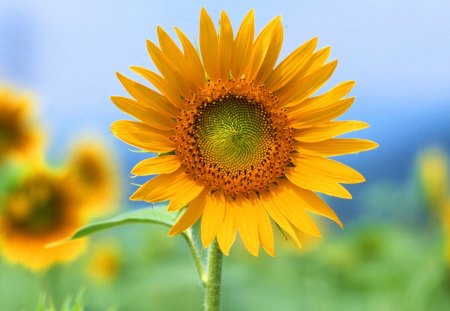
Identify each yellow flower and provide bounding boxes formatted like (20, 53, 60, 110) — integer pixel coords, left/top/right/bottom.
(64, 141, 120, 218)
(417, 147, 448, 211)
(0, 87, 43, 162)
(443, 199, 450, 265)
(111, 9, 377, 256)
(0, 167, 86, 270)
(86, 240, 121, 284)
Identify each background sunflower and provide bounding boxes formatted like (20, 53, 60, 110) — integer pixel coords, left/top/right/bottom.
(0, 87, 43, 163)
(64, 140, 120, 219)
(0, 167, 87, 270)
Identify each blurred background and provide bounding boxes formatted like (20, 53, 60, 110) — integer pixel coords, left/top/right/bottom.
(0, 0, 449, 310)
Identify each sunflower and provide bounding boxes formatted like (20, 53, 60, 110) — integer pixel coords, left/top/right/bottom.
(0, 87, 43, 162)
(443, 199, 450, 265)
(0, 167, 86, 270)
(111, 9, 378, 256)
(417, 147, 448, 212)
(64, 141, 120, 218)
(86, 239, 121, 284)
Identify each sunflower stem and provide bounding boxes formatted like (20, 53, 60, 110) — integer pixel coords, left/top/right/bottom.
(204, 240, 223, 311)
(183, 228, 206, 286)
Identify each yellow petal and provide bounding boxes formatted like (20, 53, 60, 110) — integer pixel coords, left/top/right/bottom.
(269, 183, 322, 237)
(235, 195, 260, 256)
(201, 190, 226, 248)
(295, 138, 379, 156)
(302, 47, 332, 76)
(131, 155, 180, 176)
(216, 199, 237, 256)
(231, 10, 255, 79)
(200, 8, 219, 81)
(287, 182, 343, 228)
(260, 190, 302, 247)
(130, 169, 195, 202)
(293, 155, 366, 184)
(157, 26, 185, 69)
(110, 120, 175, 154)
(175, 27, 206, 87)
(111, 96, 175, 131)
(157, 26, 198, 91)
(275, 47, 331, 102)
(265, 37, 318, 91)
(288, 80, 355, 119)
(130, 66, 185, 108)
(279, 60, 338, 107)
(285, 164, 352, 199)
(249, 16, 284, 84)
(146, 40, 192, 98)
(253, 196, 275, 256)
(169, 191, 207, 236)
(218, 11, 234, 80)
(294, 121, 369, 142)
(168, 180, 205, 212)
(115, 73, 179, 117)
(291, 97, 355, 128)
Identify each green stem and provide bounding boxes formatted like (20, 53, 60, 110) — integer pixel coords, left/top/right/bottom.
(204, 240, 223, 311)
(183, 229, 206, 286)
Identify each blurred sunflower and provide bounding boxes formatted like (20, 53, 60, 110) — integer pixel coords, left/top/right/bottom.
(86, 240, 121, 284)
(0, 167, 86, 270)
(64, 141, 120, 218)
(111, 9, 377, 256)
(443, 199, 450, 265)
(0, 87, 43, 162)
(417, 147, 448, 211)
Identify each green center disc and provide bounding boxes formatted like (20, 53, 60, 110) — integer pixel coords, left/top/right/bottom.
(195, 95, 274, 174)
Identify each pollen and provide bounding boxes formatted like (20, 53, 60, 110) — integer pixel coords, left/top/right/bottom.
(173, 79, 294, 197)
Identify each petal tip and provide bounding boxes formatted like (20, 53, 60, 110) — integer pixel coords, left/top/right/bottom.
(219, 246, 230, 256)
(250, 249, 260, 257)
(200, 7, 210, 18)
(264, 247, 275, 257)
(168, 228, 178, 237)
(129, 187, 145, 201)
(329, 59, 338, 68)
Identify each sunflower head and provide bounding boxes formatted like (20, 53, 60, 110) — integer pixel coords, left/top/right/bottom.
(417, 147, 448, 212)
(443, 199, 450, 265)
(0, 87, 43, 163)
(64, 141, 120, 218)
(86, 240, 121, 284)
(0, 166, 86, 270)
(111, 8, 377, 256)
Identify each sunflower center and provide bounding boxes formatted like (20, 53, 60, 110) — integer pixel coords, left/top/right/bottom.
(196, 95, 274, 174)
(5, 175, 65, 235)
(0, 116, 19, 147)
(173, 79, 294, 198)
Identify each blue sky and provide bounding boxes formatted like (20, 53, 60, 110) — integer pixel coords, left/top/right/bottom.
(1, 0, 449, 182)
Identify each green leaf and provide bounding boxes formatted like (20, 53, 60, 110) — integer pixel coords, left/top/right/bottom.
(69, 203, 178, 240)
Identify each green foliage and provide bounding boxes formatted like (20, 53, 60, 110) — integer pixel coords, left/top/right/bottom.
(1, 169, 449, 311)
(68, 203, 183, 240)
(36, 290, 85, 311)
(1, 219, 449, 311)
